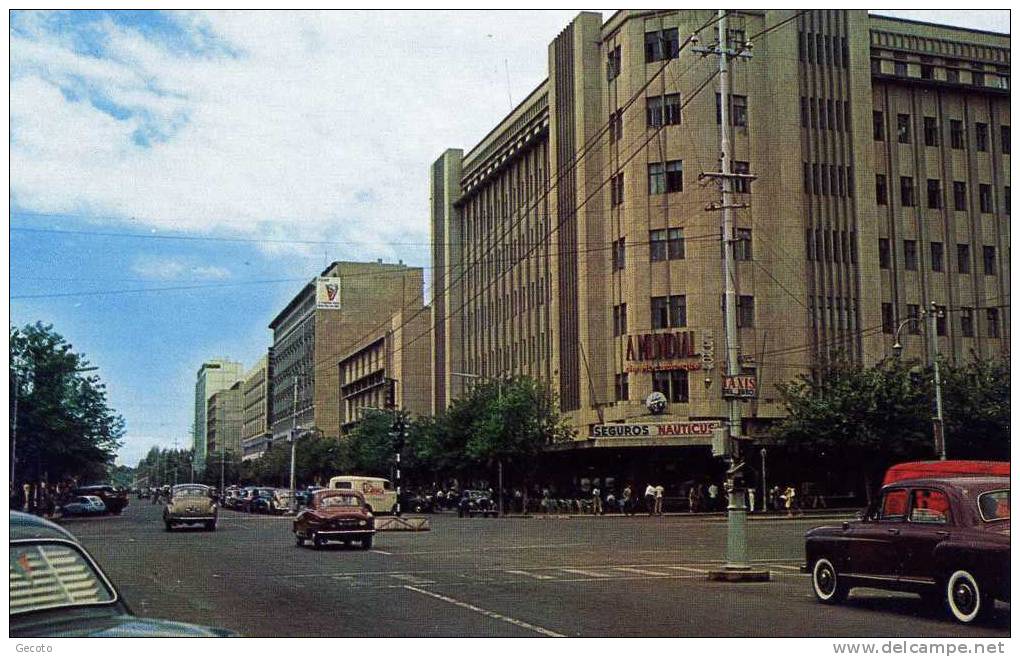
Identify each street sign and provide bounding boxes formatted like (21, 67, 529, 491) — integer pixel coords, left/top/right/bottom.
(722, 374, 757, 399)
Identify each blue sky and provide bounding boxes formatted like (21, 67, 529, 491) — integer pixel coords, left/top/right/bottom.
(8, 10, 1009, 466)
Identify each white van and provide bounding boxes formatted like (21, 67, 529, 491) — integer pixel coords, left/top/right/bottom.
(328, 475, 397, 514)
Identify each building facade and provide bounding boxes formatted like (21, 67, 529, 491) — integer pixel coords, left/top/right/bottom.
(193, 359, 244, 472)
(207, 380, 244, 467)
(430, 10, 1009, 481)
(240, 355, 272, 461)
(268, 260, 426, 442)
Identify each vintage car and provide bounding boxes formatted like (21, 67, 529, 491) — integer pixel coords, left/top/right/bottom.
(458, 489, 498, 518)
(61, 495, 107, 517)
(76, 484, 129, 515)
(805, 476, 1009, 623)
(252, 488, 294, 515)
(293, 489, 375, 549)
(163, 484, 217, 531)
(10, 512, 237, 637)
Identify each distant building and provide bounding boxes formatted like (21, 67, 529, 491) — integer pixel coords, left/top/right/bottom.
(268, 260, 426, 442)
(207, 381, 244, 472)
(240, 355, 272, 461)
(193, 359, 244, 472)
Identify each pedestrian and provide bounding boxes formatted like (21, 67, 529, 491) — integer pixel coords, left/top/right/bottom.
(708, 482, 719, 512)
(606, 491, 617, 513)
(783, 485, 797, 517)
(687, 485, 696, 513)
(748, 487, 756, 513)
(644, 483, 656, 516)
(622, 484, 633, 516)
(591, 485, 603, 515)
(654, 483, 664, 515)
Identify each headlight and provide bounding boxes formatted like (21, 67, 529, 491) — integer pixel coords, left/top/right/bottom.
(359, 520, 367, 526)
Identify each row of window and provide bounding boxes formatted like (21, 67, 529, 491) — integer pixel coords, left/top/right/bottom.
(466, 332, 551, 378)
(603, 295, 756, 331)
(611, 159, 752, 207)
(614, 370, 691, 403)
(874, 54, 1009, 90)
(805, 228, 858, 264)
(797, 31, 849, 68)
(874, 111, 1010, 154)
(881, 303, 1000, 338)
(803, 162, 855, 197)
(878, 238, 997, 275)
(800, 97, 851, 132)
(876, 175, 1008, 214)
(609, 228, 753, 272)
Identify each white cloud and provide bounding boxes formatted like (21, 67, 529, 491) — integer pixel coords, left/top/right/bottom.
(131, 255, 231, 280)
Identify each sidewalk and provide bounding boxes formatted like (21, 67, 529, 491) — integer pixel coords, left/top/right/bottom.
(442, 508, 857, 521)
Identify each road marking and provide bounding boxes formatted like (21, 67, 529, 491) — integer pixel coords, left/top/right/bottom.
(668, 566, 709, 574)
(560, 568, 613, 578)
(771, 564, 803, 571)
(505, 569, 555, 580)
(371, 549, 393, 555)
(389, 573, 436, 585)
(392, 542, 589, 556)
(402, 585, 565, 637)
(612, 566, 672, 577)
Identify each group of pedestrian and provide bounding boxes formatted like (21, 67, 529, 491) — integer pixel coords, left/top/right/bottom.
(10, 480, 77, 518)
(686, 482, 726, 512)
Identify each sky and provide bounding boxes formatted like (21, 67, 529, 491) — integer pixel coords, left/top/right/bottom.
(8, 9, 1010, 466)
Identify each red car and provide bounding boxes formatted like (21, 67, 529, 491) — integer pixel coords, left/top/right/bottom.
(805, 476, 1009, 623)
(293, 489, 375, 550)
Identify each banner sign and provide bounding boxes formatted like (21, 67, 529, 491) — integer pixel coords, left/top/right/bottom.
(589, 420, 722, 439)
(316, 277, 342, 310)
(722, 374, 758, 398)
(625, 331, 702, 373)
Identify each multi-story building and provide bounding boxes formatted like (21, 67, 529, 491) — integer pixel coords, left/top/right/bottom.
(430, 10, 1008, 483)
(206, 380, 244, 468)
(193, 359, 244, 472)
(240, 355, 272, 461)
(268, 260, 425, 442)
(338, 306, 432, 433)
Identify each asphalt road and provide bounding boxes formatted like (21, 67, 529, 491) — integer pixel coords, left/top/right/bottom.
(61, 503, 1010, 638)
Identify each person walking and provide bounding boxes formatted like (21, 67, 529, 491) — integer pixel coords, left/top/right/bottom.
(591, 485, 603, 515)
(654, 484, 664, 515)
(644, 484, 656, 516)
(622, 484, 633, 516)
(783, 485, 797, 517)
(707, 482, 719, 512)
(748, 487, 756, 513)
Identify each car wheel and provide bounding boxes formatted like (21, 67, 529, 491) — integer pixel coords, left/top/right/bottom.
(361, 536, 373, 550)
(812, 557, 849, 604)
(312, 533, 325, 550)
(205, 520, 216, 531)
(295, 534, 305, 547)
(945, 569, 992, 623)
(164, 521, 173, 532)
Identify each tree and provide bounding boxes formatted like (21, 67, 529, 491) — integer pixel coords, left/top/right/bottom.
(940, 355, 1009, 460)
(10, 322, 124, 484)
(347, 410, 400, 477)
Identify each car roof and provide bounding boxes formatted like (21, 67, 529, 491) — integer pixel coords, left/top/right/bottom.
(884, 476, 1009, 489)
(10, 511, 78, 542)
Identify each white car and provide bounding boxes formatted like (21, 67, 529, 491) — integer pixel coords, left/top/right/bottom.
(62, 495, 107, 516)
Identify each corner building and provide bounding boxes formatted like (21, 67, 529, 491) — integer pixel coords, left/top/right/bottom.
(430, 11, 1009, 486)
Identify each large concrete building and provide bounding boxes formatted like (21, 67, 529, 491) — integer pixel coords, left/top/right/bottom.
(240, 355, 271, 461)
(207, 381, 244, 468)
(430, 10, 1009, 482)
(193, 359, 244, 472)
(268, 260, 425, 442)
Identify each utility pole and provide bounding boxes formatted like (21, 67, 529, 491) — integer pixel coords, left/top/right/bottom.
(927, 302, 947, 460)
(697, 10, 768, 582)
(288, 373, 304, 514)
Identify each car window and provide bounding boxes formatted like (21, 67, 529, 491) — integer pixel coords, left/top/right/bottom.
(173, 485, 209, 498)
(10, 542, 116, 615)
(909, 489, 949, 524)
(334, 481, 352, 489)
(879, 489, 909, 521)
(319, 495, 361, 508)
(978, 490, 1010, 521)
(383, 481, 394, 491)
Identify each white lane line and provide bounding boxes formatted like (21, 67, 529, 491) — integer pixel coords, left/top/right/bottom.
(560, 568, 613, 578)
(371, 549, 393, 555)
(505, 569, 555, 580)
(613, 566, 672, 577)
(668, 566, 709, 574)
(402, 585, 565, 637)
(389, 573, 436, 585)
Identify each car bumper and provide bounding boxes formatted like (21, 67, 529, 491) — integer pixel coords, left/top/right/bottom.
(309, 529, 375, 537)
(167, 515, 216, 522)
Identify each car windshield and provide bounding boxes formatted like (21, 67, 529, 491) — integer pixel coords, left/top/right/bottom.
(319, 494, 361, 509)
(10, 542, 116, 615)
(978, 490, 1010, 521)
(173, 486, 209, 498)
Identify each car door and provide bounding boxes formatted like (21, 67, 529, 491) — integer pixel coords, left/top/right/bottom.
(845, 487, 909, 581)
(896, 487, 952, 586)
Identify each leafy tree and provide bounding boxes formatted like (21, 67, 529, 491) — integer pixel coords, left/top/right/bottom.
(940, 355, 1009, 460)
(347, 410, 401, 477)
(10, 322, 124, 484)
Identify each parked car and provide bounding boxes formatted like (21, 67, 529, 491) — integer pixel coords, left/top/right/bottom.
(805, 475, 1009, 624)
(458, 490, 497, 518)
(163, 484, 217, 531)
(75, 485, 128, 515)
(137, 488, 150, 500)
(294, 489, 376, 550)
(237, 486, 260, 512)
(252, 488, 294, 515)
(61, 495, 106, 517)
(10, 512, 236, 637)
(400, 491, 434, 514)
(296, 486, 326, 506)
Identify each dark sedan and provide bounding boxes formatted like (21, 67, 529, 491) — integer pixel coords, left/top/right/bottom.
(805, 476, 1009, 624)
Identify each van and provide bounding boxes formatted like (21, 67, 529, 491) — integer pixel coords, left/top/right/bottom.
(327, 475, 397, 514)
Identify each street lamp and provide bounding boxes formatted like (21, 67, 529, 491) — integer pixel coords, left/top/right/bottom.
(451, 372, 504, 518)
(889, 303, 946, 460)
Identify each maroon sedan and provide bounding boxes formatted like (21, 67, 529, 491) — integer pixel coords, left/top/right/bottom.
(805, 476, 1009, 624)
(293, 489, 375, 550)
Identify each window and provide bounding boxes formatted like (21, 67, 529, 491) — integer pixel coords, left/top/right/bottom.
(800, 97, 808, 128)
(879, 489, 909, 521)
(904, 240, 918, 270)
(960, 307, 974, 337)
(878, 238, 890, 269)
(612, 237, 626, 271)
(653, 369, 689, 403)
(882, 303, 894, 334)
(950, 120, 964, 149)
(651, 295, 686, 329)
(819, 101, 827, 130)
(611, 173, 624, 206)
(900, 176, 915, 207)
(973, 69, 985, 86)
(983, 245, 996, 275)
(897, 113, 911, 143)
(926, 179, 942, 209)
(737, 295, 754, 328)
(667, 228, 685, 260)
(614, 373, 629, 401)
(920, 62, 934, 81)
(975, 122, 988, 151)
(873, 111, 885, 140)
(979, 184, 992, 213)
(648, 163, 664, 195)
(987, 308, 1000, 338)
(650, 229, 667, 262)
(953, 181, 967, 211)
(875, 174, 888, 205)
(934, 306, 947, 336)
(646, 96, 662, 127)
(733, 161, 751, 193)
(609, 110, 623, 143)
(906, 304, 921, 333)
(734, 228, 752, 261)
(1001, 126, 1010, 154)
(895, 60, 907, 77)
(650, 229, 684, 261)
(923, 116, 939, 146)
(607, 45, 621, 81)
(645, 28, 679, 63)
(649, 160, 682, 194)
(910, 489, 949, 524)
(647, 93, 682, 127)
(946, 61, 960, 83)
(716, 94, 748, 127)
(612, 303, 628, 336)
(930, 242, 944, 272)
(957, 244, 971, 273)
